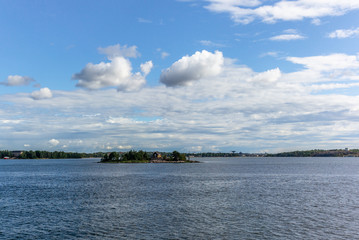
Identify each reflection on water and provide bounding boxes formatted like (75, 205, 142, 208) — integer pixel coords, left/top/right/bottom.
(1, 157, 359, 239)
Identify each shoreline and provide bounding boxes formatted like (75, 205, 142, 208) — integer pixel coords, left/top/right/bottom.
(100, 159, 201, 164)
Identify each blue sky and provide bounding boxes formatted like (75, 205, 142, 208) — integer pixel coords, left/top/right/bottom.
(1, 0, 359, 153)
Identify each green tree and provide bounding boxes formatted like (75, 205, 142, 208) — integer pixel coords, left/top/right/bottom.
(172, 151, 186, 161)
(108, 152, 119, 161)
(101, 153, 109, 162)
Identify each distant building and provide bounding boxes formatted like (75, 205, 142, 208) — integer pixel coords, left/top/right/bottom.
(11, 151, 23, 158)
(152, 151, 162, 160)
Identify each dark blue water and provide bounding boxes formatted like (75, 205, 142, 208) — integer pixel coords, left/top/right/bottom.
(1, 157, 359, 239)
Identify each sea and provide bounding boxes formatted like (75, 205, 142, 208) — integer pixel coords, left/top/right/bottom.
(1, 157, 359, 239)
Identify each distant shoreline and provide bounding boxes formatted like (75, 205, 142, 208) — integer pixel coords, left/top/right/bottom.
(2, 149, 359, 160)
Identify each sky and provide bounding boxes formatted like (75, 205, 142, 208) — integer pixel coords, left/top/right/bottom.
(1, 0, 359, 153)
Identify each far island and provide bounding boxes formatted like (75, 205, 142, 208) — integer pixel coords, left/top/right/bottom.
(100, 150, 200, 163)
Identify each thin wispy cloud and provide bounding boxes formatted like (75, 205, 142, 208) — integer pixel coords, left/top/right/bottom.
(157, 48, 170, 59)
(328, 27, 359, 39)
(270, 29, 305, 41)
(260, 51, 279, 58)
(311, 18, 321, 26)
(199, 40, 225, 47)
(98, 44, 140, 59)
(138, 17, 152, 23)
(270, 34, 305, 41)
(204, 0, 359, 24)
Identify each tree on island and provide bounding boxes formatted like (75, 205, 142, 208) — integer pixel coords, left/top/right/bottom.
(172, 150, 186, 161)
(101, 152, 120, 162)
(99, 150, 191, 163)
(121, 150, 149, 162)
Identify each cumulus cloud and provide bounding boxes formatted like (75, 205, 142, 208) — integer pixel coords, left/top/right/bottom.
(1, 75, 35, 86)
(204, 0, 359, 24)
(72, 57, 152, 91)
(49, 139, 60, 146)
(328, 27, 359, 39)
(98, 44, 140, 59)
(31, 87, 53, 100)
(160, 50, 224, 87)
(73, 44, 152, 91)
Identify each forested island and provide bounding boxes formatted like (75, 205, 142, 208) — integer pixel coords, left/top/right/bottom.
(100, 150, 199, 163)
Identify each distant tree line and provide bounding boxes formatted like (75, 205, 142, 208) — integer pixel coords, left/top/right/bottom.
(0, 150, 13, 159)
(190, 152, 251, 157)
(0, 150, 104, 159)
(266, 149, 359, 157)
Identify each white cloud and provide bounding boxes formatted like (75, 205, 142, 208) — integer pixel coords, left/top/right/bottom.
(260, 51, 279, 58)
(31, 87, 53, 100)
(270, 34, 305, 41)
(249, 68, 281, 83)
(287, 54, 359, 72)
(160, 50, 224, 87)
(157, 48, 170, 59)
(283, 53, 359, 86)
(311, 18, 321, 25)
(204, 0, 359, 24)
(98, 44, 140, 59)
(283, 29, 298, 34)
(270, 29, 305, 41)
(199, 40, 225, 47)
(49, 139, 60, 146)
(72, 57, 149, 91)
(161, 52, 169, 59)
(138, 18, 152, 23)
(328, 27, 359, 39)
(1, 75, 35, 86)
(310, 82, 359, 91)
(117, 145, 132, 150)
(73, 44, 152, 91)
(140, 61, 153, 76)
